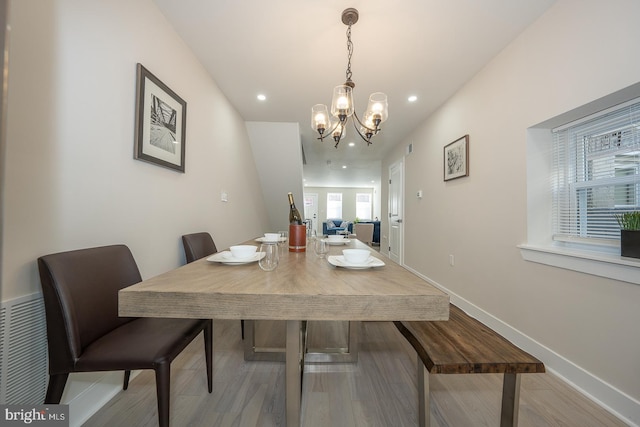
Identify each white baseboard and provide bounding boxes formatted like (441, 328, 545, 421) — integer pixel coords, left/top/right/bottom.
(403, 264, 640, 427)
(65, 371, 141, 427)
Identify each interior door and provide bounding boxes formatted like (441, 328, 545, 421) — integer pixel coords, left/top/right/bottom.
(303, 193, 319, 234)
(388, 161, 403, 264)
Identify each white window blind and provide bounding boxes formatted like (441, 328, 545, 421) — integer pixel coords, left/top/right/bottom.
(355, 193, 372, 220)
(327, 193, 342, 218)
(552, 99, 640, 245)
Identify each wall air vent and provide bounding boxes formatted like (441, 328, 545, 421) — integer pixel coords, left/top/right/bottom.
(0, 293, 48, 404)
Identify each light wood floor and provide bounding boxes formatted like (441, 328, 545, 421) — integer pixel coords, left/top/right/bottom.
(84, 320, 627, 427)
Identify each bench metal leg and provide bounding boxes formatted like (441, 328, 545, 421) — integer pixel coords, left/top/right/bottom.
(500, 373, 521, 427)
(417, 354, 430, 427)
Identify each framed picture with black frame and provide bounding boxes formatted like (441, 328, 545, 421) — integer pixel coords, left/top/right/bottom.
(134, 63, 186, 172)
(444, 135, 469, 181)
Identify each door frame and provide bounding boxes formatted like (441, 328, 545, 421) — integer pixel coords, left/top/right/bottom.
(388, 160, 404, 264)
(0, 0, 10, 284)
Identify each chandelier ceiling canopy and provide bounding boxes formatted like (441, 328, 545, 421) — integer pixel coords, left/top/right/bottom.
(311, 8, 388, 148)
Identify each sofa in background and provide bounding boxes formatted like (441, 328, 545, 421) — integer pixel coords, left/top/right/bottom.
(322, 219, 353, 235)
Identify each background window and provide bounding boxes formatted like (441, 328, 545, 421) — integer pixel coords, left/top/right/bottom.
(326, 193, 342, 218)
(355, 193, 372, 220)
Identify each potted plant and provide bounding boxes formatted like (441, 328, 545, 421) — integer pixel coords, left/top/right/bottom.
(614, 211, 640, 259)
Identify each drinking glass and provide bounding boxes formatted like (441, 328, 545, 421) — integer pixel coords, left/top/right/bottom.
(314, 238, 328, 258)
(258, 243, 279, 271)
(307, 229, 318, 247)
(277, 230, 288, 254)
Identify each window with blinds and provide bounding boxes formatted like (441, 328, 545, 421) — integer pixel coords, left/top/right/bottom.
(355, 193, 372, 220)
(552, 99, 640, 245)
(326, 192, 342, 218)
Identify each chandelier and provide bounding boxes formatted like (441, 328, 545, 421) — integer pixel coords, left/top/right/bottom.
(311, 8, 388, 148)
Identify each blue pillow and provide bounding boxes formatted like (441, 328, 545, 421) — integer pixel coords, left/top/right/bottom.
(327, 221, 335, 229)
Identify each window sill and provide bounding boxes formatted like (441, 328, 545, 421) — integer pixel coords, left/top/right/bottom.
(518, 243, 640, 285)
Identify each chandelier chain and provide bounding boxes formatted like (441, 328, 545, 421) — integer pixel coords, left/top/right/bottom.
(345, 24, 353, 83)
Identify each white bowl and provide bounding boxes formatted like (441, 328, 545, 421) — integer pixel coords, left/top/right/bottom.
(327, 234, 344, 241)
(342, 249, 371, 264)
(264, 233, 280, 242)
(229, 245, 257, 259)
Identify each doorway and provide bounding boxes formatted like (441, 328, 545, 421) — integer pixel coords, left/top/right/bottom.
(388, 161, 403, 264)
(303, 193, 319, 235)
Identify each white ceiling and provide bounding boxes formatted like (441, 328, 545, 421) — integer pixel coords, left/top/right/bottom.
(153, 0, 556, 187)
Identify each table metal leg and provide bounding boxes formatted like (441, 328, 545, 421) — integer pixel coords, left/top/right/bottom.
(500, 373, 521, 427)
(305, 321, 360, 363)
(244, 320, 358, 364)
(286, 320, 305, 427)
(243, 320, 286, 361)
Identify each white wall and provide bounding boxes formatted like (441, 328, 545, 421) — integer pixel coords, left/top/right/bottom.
(2, 0, 269, 421)
(3, 0, 270, 298)
(245, 122, 304, 233)
(382, 0, 640, 423)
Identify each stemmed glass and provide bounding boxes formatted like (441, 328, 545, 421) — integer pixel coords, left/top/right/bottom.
(314, 238, 328, 258)
(307, 229, 318, 247)
(278, 230, 288, 254)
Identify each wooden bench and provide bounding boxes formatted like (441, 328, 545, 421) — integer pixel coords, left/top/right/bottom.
(394, 304, 545, 427)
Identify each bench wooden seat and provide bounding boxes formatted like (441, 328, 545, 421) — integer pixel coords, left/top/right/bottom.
(394, 304, 545, 427)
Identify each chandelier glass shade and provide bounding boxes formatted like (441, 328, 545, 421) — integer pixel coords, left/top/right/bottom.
(311, 8, 388, 148)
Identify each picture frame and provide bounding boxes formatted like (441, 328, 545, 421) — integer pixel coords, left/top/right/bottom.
(443, 135, 469, 181)
(134, 63, 186, 172)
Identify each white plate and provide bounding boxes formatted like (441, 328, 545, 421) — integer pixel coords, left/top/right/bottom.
(327, 255, 385, 269)
(207, 251, 265, 265)
(323, 238, 351, 245)
(255, 237, 286, 243)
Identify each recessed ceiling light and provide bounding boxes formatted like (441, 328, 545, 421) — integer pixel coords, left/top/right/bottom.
(342, 165, 347, 169)
(257, 94, 266, 101)
(408, 95, 417, 102)
(348, 142, 355, 147)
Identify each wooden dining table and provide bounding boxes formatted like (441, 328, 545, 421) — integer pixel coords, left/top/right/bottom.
(119, 238, 449, 426)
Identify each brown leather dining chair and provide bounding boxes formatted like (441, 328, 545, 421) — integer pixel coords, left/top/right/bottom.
(181, 231, 217, 263)
(181, 232, 246, 339)
(37, 244, 212, 427)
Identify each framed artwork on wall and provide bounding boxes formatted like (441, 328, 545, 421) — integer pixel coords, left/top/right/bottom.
(444, 135, 469, 181)
(134, 63, 187, 172)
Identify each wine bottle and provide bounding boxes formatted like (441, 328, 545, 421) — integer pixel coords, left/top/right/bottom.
(287, 192, 303, 225)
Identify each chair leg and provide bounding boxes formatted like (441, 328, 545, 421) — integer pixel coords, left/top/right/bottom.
(123, 370, 131, 390)
(44, 373, 69, 404)
(155, 363, 171, 427)
(204, 320, 213, 393)
(241, 319, 245, 339)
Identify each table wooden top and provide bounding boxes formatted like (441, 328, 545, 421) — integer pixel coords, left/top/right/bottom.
(119, 239, 449, 321)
